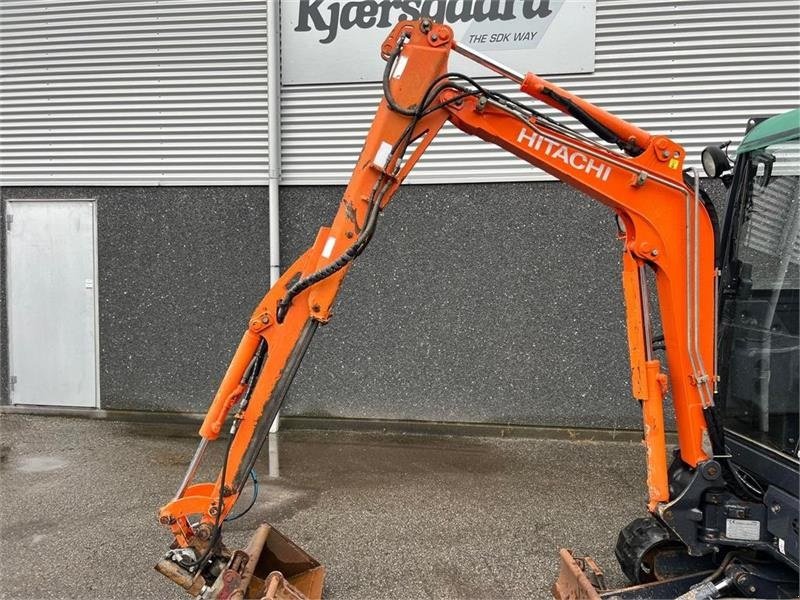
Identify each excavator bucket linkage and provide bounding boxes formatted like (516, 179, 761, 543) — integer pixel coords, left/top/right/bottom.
(553, 549, 718, 600)
(156, 524, 324, 600)
(552, 549, 605, 600)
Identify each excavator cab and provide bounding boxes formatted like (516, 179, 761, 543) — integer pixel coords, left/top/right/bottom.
(715, 109, 799, 568)
(716, 110, 800, 461)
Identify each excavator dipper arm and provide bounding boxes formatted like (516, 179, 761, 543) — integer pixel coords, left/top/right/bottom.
(157, 19, 719, 594)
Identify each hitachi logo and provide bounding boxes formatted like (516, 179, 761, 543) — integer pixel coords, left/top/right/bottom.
(517, 127, 611, 181)
(295, 0, 553, 44)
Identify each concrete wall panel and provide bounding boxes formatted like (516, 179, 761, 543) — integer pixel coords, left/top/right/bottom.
(279, 182, 643, 429)
(0, 181, 707, 430)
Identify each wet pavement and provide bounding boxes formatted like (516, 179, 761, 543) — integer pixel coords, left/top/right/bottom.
(0, 414, 651, 599)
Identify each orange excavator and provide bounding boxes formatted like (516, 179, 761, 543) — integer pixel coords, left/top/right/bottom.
(155, 19, 799, 599)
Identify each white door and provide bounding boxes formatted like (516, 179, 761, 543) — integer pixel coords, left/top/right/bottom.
(6, 200, 98, 407)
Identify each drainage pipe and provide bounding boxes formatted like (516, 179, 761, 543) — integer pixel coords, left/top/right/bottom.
(267, 0, 281, 433)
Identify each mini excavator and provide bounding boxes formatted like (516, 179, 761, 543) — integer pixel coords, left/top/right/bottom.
(155, 19, 799, 599)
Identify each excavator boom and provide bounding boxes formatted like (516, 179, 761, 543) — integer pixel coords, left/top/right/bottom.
(156, 19, 727, 599)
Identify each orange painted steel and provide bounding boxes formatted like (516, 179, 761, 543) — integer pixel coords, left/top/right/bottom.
(620, 251, 669, 508)
(441, 89, 716, 469)
(158, 18, 717, 578)
(520, 73, 652, 154)
(621, 251, 649, 402)
(159, 20, 454, 543)
(643, 359, 670, 510)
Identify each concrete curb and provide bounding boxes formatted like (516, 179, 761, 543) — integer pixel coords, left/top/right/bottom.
(0, 404, 675, 443)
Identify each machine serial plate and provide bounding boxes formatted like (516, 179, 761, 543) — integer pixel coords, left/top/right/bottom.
(726, 518, 761, 541)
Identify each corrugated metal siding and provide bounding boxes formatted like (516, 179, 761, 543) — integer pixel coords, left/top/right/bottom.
(1, 0, 268, 185)
(1, 1, 798, 185)
(282, 0, 800, 184)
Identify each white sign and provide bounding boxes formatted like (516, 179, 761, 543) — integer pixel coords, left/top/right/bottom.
(281, 0, 596, 85)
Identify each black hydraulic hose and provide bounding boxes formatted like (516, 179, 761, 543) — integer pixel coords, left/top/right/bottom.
(703, 404, 727, 458)
(278, 39, 601, 326)
(383, 38, 417, 116)
(185, 430, 235, 573)
(276, 194, 383, 323)
(225, 469, 258, 522)
(239, 339, 267, 410)
(385, 30, 615, 166)
(389, 79, 473, 162)
(184, 337, 267, 572)
(384, 35, 560, 129)
(539, 87, 644, 156)
(274, 40, 442, 326)
(701, 386, 764, 501)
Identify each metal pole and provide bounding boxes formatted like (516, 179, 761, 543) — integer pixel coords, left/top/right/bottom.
(267, 0, 281, 433)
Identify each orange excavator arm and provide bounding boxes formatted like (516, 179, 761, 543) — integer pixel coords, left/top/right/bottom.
(157, 19, 721, 596)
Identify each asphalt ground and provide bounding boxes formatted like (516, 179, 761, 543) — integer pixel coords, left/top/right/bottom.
(0, 414, 650, 599)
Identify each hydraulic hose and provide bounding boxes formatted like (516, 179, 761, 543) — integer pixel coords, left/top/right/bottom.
(276, 193, 383, 323)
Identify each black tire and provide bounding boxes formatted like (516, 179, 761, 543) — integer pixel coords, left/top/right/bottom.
(615, 516, 673, 584)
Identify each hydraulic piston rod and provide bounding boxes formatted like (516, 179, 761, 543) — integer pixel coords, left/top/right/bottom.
(452, 41, 524, 83)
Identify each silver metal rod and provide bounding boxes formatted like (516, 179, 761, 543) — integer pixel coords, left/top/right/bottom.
(174, 437, 209, 500)
(638, 266, 654, 362)
(713, 266, 720, 394)
(234, 321, 318, 489)
(684, 168, 713, 408)
(452, 41, 525, 84)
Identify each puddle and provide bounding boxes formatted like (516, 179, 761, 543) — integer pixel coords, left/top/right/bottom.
(14, 455, 68, 473)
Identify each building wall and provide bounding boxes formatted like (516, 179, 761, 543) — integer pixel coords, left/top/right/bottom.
(1, 186, 270, 412)
(279, 181, 645, 429)
(2, 181, 685, 429)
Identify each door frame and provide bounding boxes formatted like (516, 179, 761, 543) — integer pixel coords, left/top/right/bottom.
(5, 198, 101, 409)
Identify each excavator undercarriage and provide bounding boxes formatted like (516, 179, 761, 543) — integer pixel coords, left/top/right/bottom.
(155, 19, 799, 600)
